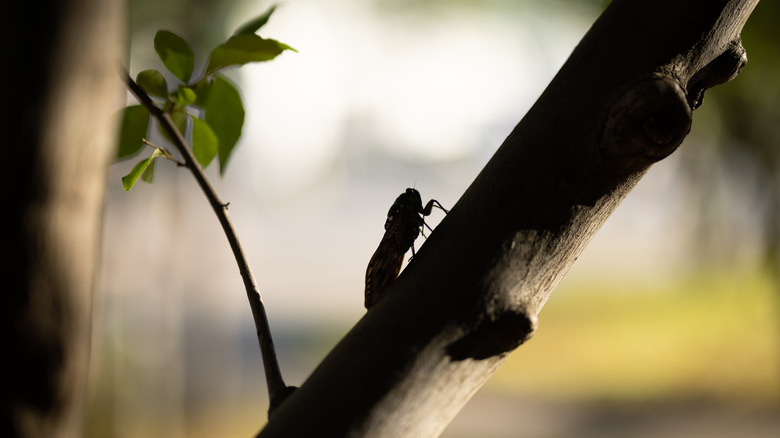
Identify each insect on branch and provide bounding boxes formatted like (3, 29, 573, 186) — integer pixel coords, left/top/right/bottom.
(364, 188, 448, 309)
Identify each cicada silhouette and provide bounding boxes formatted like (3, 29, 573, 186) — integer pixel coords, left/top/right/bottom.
(364, 188, 448, 309)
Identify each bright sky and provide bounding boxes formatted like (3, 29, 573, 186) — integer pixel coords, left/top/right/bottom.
(237, 1, 587, 196)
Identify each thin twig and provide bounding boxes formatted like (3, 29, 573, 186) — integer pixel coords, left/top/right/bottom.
(142, 138, 185, 166)
(122, 71, 293, 413)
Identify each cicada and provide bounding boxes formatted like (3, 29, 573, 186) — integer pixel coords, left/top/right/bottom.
(364, 188, 448, 309)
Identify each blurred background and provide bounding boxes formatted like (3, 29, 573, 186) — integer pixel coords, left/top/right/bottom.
(89, 0, 780, 437)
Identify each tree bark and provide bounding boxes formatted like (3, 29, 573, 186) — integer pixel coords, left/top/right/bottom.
(258, 0, 758, 437)
(2, 1, 124, 436)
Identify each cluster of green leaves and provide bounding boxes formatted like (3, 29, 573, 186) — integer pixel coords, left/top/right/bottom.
(118, 5, 295, 191)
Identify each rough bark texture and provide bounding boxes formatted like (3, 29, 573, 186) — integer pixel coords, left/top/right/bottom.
(258, 0, 758, 437)
(3, 1, 124, 436)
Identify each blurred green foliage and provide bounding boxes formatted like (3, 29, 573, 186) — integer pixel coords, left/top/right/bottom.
(701, 1, 780, 266)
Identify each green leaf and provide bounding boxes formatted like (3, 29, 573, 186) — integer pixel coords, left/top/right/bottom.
(232, 4, 278, 36)
(171, 111, 189, 134)
(206, 34, 296, 75)
(192, 78, 211, 107)
(154, 30, 195, 83)
(141, 157, 158, 183)
(200, 75, 244, 173)
(122, 149, 165, 191)
(136, 69, 168, 98)
(117, 105, 150, 160)
(171, 85, 197, 107)
(191, 116, 219, 168)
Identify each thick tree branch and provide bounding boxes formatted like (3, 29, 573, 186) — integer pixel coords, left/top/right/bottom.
(122, 72, 294, 413)
(258, 0, 758, 437)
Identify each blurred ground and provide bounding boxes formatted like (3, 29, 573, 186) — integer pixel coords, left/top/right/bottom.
(441, 269, 780, 438)
(444, 394, 780, 438)
(494, 270, 779, 402)
(87, 268, 779, 437)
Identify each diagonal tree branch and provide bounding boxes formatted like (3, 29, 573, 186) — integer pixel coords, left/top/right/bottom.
(257, 0, 758, 436)
(122, 71, 295, 414)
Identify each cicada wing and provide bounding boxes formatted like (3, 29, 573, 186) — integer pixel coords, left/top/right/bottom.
(364, 243, 404, 309)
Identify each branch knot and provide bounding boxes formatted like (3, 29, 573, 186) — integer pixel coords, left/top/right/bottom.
(601, 74, 692, 165)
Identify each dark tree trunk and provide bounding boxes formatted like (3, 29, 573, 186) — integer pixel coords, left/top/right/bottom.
(2, 1, 124, 436)
(258, 0, 758, 437)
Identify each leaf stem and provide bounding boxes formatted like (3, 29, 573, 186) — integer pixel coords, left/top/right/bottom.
(122, 70, 292, 414)
(142, 138, 185, 166)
